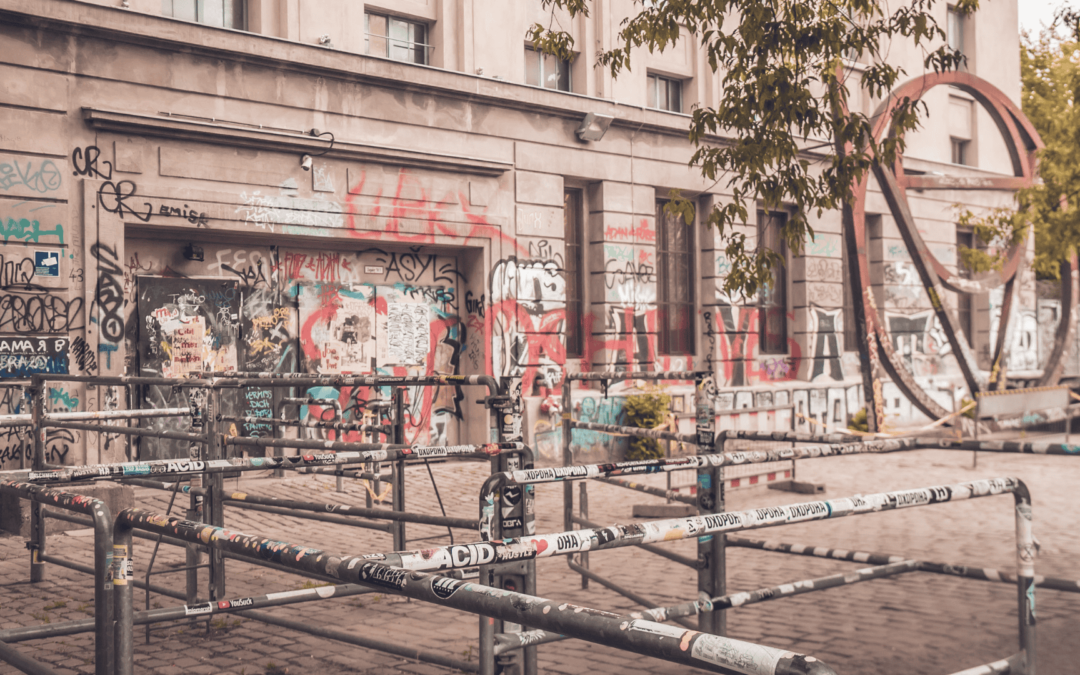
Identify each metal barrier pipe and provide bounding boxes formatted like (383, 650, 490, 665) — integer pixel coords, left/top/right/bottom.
(12, 442, 518, 485)
(571, 514, 702, 569)
(224, 500, 394, 531)
(591, 476, 698, 505)
(495, 559, 919, 654)
(565, 370, 704, 383)
(0, 639, 62, 675)
(43, 408, 190, 422)
(423, 479, 1022, 574)
(292, 467, 392, 481)
(566, 560, 698, 629)
(353, 563, 836, 675)
(0, 481, 113, 675)
(221, 415, 385, 433)
(480, 438, 917, 538)
(0, 583, 377, 643)
(44, 420, 203, 443)
(206, 372, 501, 397)
(726, 537, 1080, 593)
(31, 374, 209, 386)
(569, 419, 698, 444)
(237, 609, 481, 673)
(109, 509, 833, 673)
(916, 436, 1080, 456)
(945, 652, 1024, 675)
(222, 492, 480, 529)
(716, 429, 867, 444)
(43, 507, 201, 550)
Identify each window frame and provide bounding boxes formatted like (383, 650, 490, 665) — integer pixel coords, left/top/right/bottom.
(364, 11, 432, 66)
(525, 46, 572, 92)
(947, 6, 965, 56)
(956, 228, 975, 346)
(950, 137, 970, 166)
(647, 74, 683, 113)
(657, 199, 695, 356)
(757, 209, 789, 355)
(564, 188, 585, 359)
(162, 0, 245, 30)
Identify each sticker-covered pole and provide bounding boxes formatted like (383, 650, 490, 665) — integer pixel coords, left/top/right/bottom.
(29, 378, 45, 584)
(391, 387, 406, 552)
(695, 373, 723, 635)
(1013, 481, 1036, 674)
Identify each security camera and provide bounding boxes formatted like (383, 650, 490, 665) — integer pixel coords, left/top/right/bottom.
(300, 154, 313, 171)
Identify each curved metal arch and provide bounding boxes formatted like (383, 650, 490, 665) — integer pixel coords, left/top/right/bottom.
(849, 71, 1073, 429)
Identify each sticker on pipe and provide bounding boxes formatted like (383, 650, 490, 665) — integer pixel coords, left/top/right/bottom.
(185, 602, 214, 616)
(691, 634, 783, 675)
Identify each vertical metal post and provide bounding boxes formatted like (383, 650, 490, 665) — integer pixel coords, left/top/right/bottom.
(973, 397, 979, 470)
(184, 385, 206, 604)
(391, 387, 406, 551)
(491, 379, 533, 675)
(29, 378, 45, 583)
(578, 481, 589, 590)
(91, 503, 115, 675)
(561, 375, 573, 532)
(1013, 484, 1036, 674)
(113, 522, 134, 675)
(695, 374, 724, 635)
(205, 386, 226, 600)
(479, 614, 495, 675)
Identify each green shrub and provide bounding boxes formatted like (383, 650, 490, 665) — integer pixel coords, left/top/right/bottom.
(623, 392, 671, 461)
(848, 407, 868, 432)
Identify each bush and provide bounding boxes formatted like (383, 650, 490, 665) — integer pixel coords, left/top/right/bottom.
(623, 392, 671, 461)
(848, 407, 868, 433)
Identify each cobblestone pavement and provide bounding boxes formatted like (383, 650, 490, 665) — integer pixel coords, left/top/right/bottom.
(1, 437, 1078, 675)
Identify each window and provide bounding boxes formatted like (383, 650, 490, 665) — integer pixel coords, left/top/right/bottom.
(648, 74, 682, 113)
(564, 189, 585, 358)
(365, 13, 430, 65)
(757, 210, 788, 354)
(162, 0, 244, 29)
(525, 47, 571, 92)
(841, 232, 858, 352)
(951, 138, 970, 166)
(956, 229, 975, 345)
(657, 201, 694, 355)
(947, 7, 965, 56)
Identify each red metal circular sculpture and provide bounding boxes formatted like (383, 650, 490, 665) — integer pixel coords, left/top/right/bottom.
(849, 71, 1077, 430)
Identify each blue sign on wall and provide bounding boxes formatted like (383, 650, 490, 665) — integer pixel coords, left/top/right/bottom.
(34, 250, 59, 278)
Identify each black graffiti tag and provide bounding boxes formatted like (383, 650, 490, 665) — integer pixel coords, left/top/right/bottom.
(72, 146, 113, 180)
(0, 294, 84, 334)
(97, 181, 151, 222)
(70, 335, 99, 374)
(91, 243, 125, 342)
(0, 254, 38, 290)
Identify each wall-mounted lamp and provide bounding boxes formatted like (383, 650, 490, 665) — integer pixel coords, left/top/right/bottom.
(183, 243, 204, 262)
(575, 112, 614, 142)
(300, 128, 335, 170)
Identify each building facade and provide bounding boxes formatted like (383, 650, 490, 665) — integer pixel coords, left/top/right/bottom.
(0, 0, 1062, 469)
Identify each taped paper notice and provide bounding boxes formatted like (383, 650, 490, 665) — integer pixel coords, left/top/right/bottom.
(386, 303, 429, 365)
(690, 634, 782, 675)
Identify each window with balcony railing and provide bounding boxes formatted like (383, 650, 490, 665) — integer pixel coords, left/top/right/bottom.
(366, 13, 431, 65)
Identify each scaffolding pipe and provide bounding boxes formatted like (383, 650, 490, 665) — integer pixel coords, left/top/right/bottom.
(0, 481, 114, 675)
(726, 537, 1080, 593)
(110, 508, 834, 675)
(495, 559, 920, 653)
